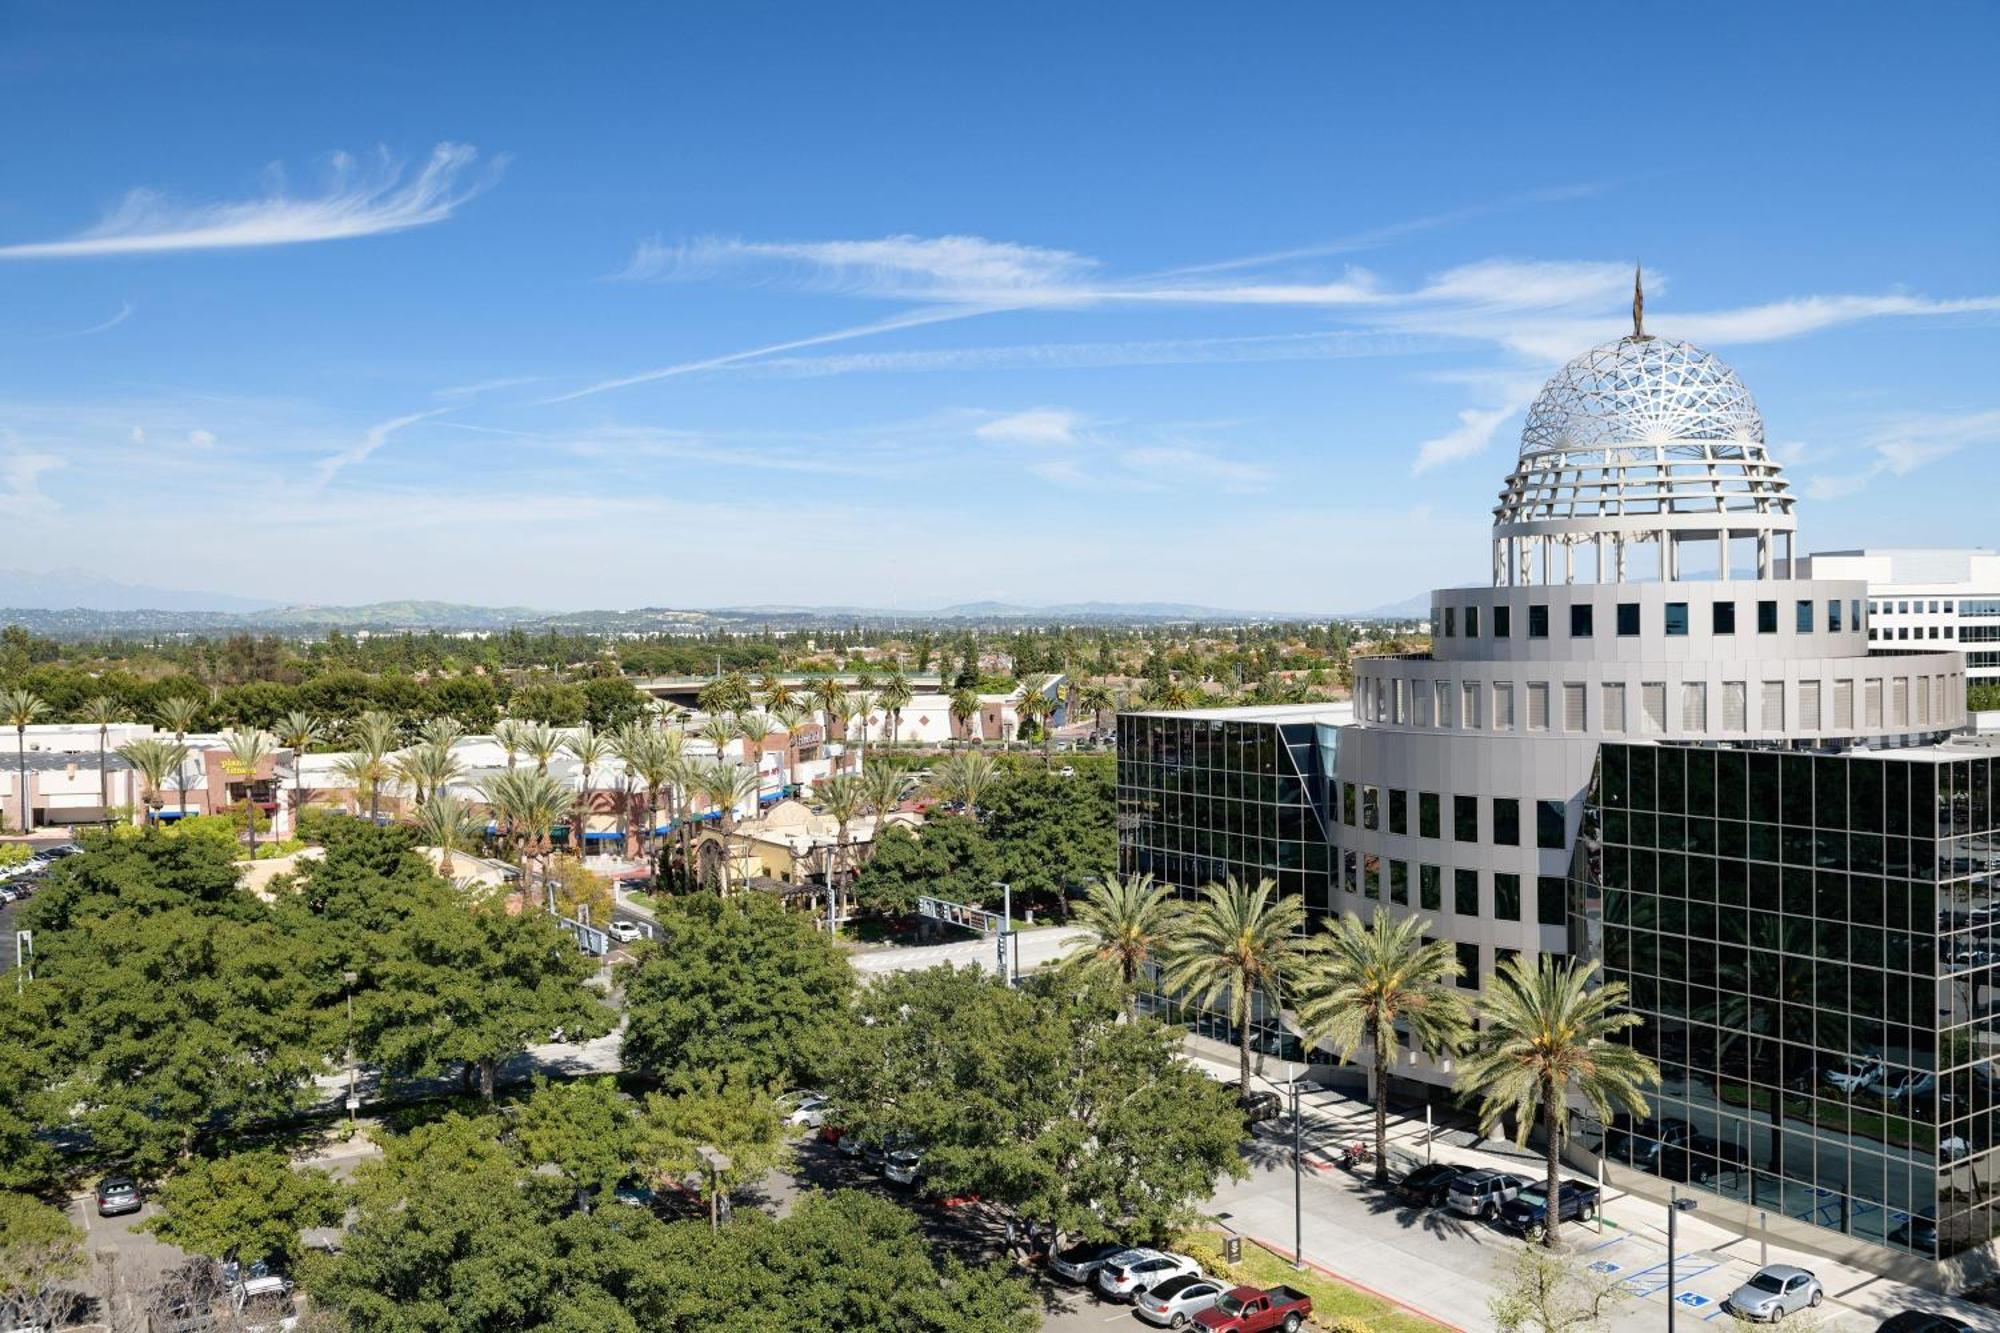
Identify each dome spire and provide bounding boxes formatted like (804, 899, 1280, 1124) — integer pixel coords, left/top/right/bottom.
(1631, 262, 1648, 341)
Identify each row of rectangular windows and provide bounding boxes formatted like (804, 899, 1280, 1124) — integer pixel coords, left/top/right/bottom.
(1873, 626, 1955, 641)
(1875, 599, 2000, 617)
(1439, 597, 1860, 640)
(1339, 785, 1568, 849)
(1338, 853, 1568, 935)
(1362, 673, 1954, 734)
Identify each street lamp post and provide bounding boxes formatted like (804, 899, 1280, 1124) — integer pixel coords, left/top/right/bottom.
(1666, 1187, 1699, 1330)
(1287, 1062, 1303, 1270)
(342, 970, 360, 1129)
(696, 1145, 733, 1233)
(991, 881, 1014, 986)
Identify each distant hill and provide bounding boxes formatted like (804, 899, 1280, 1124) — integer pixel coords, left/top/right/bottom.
(238, 600, 547, 630)
(1358, 592, 1430, 618)
(0, 568, 278, 613)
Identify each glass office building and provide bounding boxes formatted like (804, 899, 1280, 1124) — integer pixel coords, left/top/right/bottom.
(1591, 741, 2000, 1265)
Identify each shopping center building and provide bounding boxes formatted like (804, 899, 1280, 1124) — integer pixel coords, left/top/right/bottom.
(1118, 305, 1996, 1281)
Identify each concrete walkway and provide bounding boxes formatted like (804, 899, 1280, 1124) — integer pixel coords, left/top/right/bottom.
(1188, 1048, 1991, 1331)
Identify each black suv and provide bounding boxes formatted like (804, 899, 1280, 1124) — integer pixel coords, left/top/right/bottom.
(1397, 1162, 1464, 1207)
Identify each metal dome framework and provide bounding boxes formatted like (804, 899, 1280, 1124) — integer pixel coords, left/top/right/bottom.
(1493, 335, 1798, 587)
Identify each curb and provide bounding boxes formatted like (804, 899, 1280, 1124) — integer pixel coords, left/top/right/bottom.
(1241, 1232, 1466, 1332)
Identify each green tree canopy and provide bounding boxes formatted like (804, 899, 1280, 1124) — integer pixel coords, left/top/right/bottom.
(621, 894, 852, 1088)
(141, 1149, 343, 1267)
(852, 816, 999, 916)
(978, 767, 1114, 908)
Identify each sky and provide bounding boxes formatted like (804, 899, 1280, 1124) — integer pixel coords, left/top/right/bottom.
(3, 2, 1997, 613)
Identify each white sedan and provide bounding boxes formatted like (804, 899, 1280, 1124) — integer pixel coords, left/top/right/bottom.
(606, 920, 643, 944)
(1095, 1250, 1200, 1302)
(786, 1096, 832, 1128)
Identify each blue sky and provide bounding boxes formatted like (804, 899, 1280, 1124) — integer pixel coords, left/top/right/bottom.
(3, 3, 1997, 612)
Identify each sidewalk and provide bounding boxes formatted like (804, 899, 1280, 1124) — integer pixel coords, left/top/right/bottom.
(1183, 1044, 1988, 1330)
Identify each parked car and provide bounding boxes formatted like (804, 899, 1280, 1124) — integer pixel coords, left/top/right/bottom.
(883, 1149, 922, 1186)
(1826, 1055, 1888, 1093)
(1134, 1273, 1228, 1329)
(1445, 1170, 1529, 1220)
(1396, 1162, 1465, 1207)
(1048, 1240, 1125, 1284)
(230, 1276, 299, 1332)
(785, 1095, 831, 1128)
(1723, 1264, 1823, 1322)
(1605, 1117, 1746, 1182)
(1236, 1090, 1281, 1125)
(96, 1174, 143, 1216)
(605, 919, 642, 944)
(1191, 1284, 1312, 1333)
(1094, 1250, 1199, 1302)
(1875, 1069, 1937, 1103)
(1875, 1313, 1973, 1331)
(1887, 1209, 1938, 1251)
(1497, 1182, 1601, 1233)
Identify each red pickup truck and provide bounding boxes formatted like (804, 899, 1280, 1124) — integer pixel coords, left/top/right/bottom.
(1192, 1285, 1312, 1333)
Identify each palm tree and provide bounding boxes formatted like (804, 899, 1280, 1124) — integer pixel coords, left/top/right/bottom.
(413, 792, 483, 878)
(395, 741, 465, 809)
(948, 685, 980, 744)
(219, 728, 277, 854)
(78, 696, 123, 823)
(154, 694, 204, 819)
(849, 689, 876, 748)
(520, 722, 564, 776)
(759, 671, 797, 713)
(815, 773, 866, 897)
(418, 716, 467, 752)
(1453, 955, 1659, 1247)
(1062, 872, 1180, 1017)
(564, 723, 613, 858)
(347, 711, 401, 819)
(736, 711, 776, 789)
(1015, 677, 1055, 762)
(925, 751, 998, 818)
(810, 674, 849, 748)
(273, 710, 325, 836)
(698, 714, 739, 762)
(1077, 682, 1116, 734)
(1, 685, 48, 834)
(1161, 875, 1312, 1092)
(481, 768, 572, 903)
(859, 766, 912, 858)
(698, 761, 762, 895)
(494, 717, 529, 770)
(877, 673, 913, 749)
(1298, 909, 1473, 1185)
(116, 737, 183, 824)
(613, 724, 674, 860)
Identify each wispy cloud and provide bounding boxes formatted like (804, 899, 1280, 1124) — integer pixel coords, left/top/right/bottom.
(313, 408, 448, 487)
(0, 144, 496, 260)
(0, 443, 63, 514)
(1412, 406, 1522, 475)
(620, 233, 1097, 299)
(27, 301, 136, 341)
(1805, 408, 2000, 501)
(1120, 445, 1275, 494)
(975, 408, 1082, 446)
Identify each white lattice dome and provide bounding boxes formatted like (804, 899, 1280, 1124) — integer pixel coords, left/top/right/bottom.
(1519, 336, 1764, 454)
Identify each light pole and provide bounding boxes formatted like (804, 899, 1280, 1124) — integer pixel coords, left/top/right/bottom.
(991, 881, 1014, 986)
(1666, 1187, 1698, 1330)
(696, 1145, 733, 1232)
(13, 929, 30, 995)
(1286, 1062, 1303, 1270)
(342, 970, 360, 1129)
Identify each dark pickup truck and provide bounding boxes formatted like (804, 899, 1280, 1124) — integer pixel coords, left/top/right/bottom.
(1193, 1285, 1311, 1333)
(1606, 1117, 1748, 1182)
(1497, 1182, 1602, 1233)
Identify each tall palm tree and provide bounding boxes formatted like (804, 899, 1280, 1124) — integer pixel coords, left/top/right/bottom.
(564, 723, 613, 857)
(698, 761, 762, 895)
(1162, 875, 1312, 1092)
(736, 711, 776, 790)
(1078, 682, 1116, 734)
(1453, 955, 1659, 1247)
(154, 694, 204, 819)
(219, 728, 277, 854)
(394, 741, 465, 810)
(1062, 872, 1180, 1017)
(613, 724, 672, 860)
(1, 687, 48, 834)
(815, 773, 866, 897)
(759, 672, 797, 713)
(926, 751, 998, 818)
(116, 737, 183, 824)
(1015, 677, 1055, 762)
(418, 716, 467, 752)
(79, 696, 123, 823)
(877, 673, 913, 749)
(811, 674, 850, 749)
(859, 766, 911, 858)
(413, 792, 483, 878)
(481, 768, 572, 904)
(948, 685, 980, 744)
(494, 717, 529, 770)
(849, 689, 876, 748)
(348, 711, 401, 820)
(520, 721, 564, 775)
(1299, 909, 1473, 1185)
(273, 710, 325, 836)
(698, 713, 739, 762)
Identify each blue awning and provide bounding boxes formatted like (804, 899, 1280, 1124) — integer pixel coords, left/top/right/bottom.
(154, 809, 188, 821)
(582, 831, 622, 842)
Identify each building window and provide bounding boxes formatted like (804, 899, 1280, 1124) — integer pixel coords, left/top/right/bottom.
(1443, 607, 1456, 638)
(1761, 680, 1784, 730)
(1388, 789, 1407, 836)
(1722, 680, 1747, 731)
(1361, 785, 1380, 830)
(1681, 681, 1708, 731)
(1799, 680, 1822, 730)
(1602, 682, 1626, 733)
(1833, 679, 1854, 729)
(1562, 682, 1586, 732)
(1342, 782, 1357, 825)
(1454, 868, 1478, 916)
(1454, 795, 1479, 843)
(1641, 682, 1667, 733)
(1713, 602, 1736, 635)
(1664, 602, 1689, 636)
(1419, 864, 1441, 912)
(1758, 600, 1778, 634)
(1343, 850, 1358, 894)
(1390, 860, 1409, 905)
(1494, 682, 1516, 731)
(1493, 797, 1521, 846)
(1454, 942, 1478, 990)
(1465, 606, 1480, 639)
(1828, 599, 1843, 632)
(1528, 604, 1550, 639)
(1461, 682, 1483, 729)
(1866, 678, 1883, 726)
(1433, 681, 1450, 726)
(1617, 602, 1640, 636)
(1494, 873, 1521, 922)
(1364, 856, 1380, 899)
(1527, 682, 1549, 732)
(1536, 875, 1567, 927)
(1493, 605, 1512, 638)
(1537, 799, 1565, 849)
(1796, 600, 1814, 633)
(1851, 599, 1861, 629)
(1571, 604, 1594, 638)
(1419, 792, 1440, 839)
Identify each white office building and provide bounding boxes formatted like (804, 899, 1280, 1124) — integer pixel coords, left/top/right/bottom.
(1803, 549, 2000, 682)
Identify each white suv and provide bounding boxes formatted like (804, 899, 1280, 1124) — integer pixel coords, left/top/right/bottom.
(1094, 1250, 1199, 1302)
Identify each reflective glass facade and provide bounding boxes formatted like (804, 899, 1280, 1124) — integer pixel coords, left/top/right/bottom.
(1589, 743, 2000, 1261)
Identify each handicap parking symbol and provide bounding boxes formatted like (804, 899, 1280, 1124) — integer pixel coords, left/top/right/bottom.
(1587, 1261, 1622, 1275)
(1673, 1293, 1710, 1308)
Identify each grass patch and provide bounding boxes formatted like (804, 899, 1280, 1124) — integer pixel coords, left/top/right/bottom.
(1178, 1229, 1451, 1332)
(624, 889, 661, 914)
